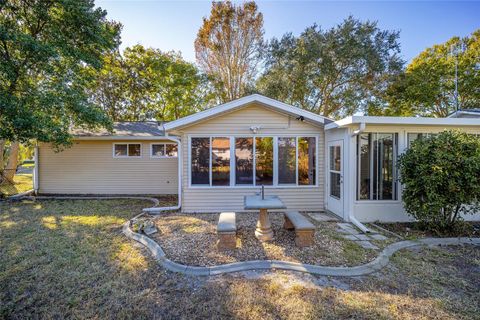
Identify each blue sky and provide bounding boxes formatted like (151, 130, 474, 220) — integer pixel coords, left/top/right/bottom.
(97, 1, 480, 63)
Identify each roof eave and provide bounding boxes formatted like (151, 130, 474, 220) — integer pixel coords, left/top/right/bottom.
(325, 116, 480, 130)
(74, 136, 168, 141)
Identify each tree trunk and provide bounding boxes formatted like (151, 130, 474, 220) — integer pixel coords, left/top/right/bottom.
(0, 139, 5, 171)
(3, 141, 20, 182)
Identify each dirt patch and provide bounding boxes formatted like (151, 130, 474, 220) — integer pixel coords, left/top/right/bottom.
(149, 212, 385, 267)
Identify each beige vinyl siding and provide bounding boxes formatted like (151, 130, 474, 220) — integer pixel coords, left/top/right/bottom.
(177, 103, 325, 212)
(39, 140, 178, 195)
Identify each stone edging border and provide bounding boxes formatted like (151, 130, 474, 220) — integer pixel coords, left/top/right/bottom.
(123, 221, 480, 276)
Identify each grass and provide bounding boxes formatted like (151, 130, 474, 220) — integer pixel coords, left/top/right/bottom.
(373, 222, 480, 239)
(0, 173, 33, 196)
(20, 163, 35, 168)
(1, 199, 479, 319)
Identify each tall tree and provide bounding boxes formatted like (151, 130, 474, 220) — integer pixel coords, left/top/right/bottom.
(87, 45, 214, 122)
(0, 0, 120, 181)
(195, 1, 264, 102)
(383, 30, 480, 117)
(257, 17, 404, 118)
(2, 142, 19, 182)
(0, 0, 121, 145)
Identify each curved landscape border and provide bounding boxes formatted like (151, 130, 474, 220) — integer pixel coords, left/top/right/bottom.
(7, 195, 479, 277)
(123, 221, 480, 276)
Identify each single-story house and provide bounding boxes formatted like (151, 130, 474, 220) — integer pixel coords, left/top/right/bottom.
(34, 94, 480, 226)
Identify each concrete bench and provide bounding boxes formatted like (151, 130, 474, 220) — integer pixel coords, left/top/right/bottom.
(217, 212, 237, 250)
(284, 211, 316, 247)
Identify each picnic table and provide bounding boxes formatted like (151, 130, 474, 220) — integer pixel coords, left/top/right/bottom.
(244, 193, 286, 241)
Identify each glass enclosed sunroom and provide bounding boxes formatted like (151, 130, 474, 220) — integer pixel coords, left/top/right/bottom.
(324, 116, 480, 223)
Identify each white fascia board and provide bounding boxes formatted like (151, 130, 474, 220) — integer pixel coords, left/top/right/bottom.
(74, 136, 170, 141)
(325, 116, 480, 130)
(163, 94, 330, 131)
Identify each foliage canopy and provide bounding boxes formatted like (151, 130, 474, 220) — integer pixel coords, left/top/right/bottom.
(0, 0, 121, 147)
(384, 30, 480, 117)
(257, 16, 404, 118)
(87, 45, 214, 122)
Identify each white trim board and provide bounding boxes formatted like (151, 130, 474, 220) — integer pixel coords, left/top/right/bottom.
(164, 94, 331, 131)
(325, 116, 480, 130)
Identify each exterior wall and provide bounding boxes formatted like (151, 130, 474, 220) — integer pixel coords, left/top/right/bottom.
(339, 124, 480, 222)
(174, 102, 325, 212)
(38, 140, 178, 195)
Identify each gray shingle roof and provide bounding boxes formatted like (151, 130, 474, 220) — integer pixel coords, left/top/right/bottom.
(72, 121, 165, 137)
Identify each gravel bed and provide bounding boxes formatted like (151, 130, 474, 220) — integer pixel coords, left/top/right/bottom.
(148, 212, 381, 267)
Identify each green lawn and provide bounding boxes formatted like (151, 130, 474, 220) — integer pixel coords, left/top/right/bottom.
(1, 199, 478, 319)
(0, 173, 33, 196)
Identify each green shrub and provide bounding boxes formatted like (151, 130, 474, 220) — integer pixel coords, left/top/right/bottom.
(398, 130, 480, 233)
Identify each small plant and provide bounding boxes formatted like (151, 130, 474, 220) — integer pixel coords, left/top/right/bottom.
(130, 218, 156, 234)
(398, 130, 480, 234)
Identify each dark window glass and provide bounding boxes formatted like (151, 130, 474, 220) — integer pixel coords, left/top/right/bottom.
(329, 145, 341, 198)
(358, 134, 371, 200)
(165, 144, 178, 157)
(128, 144, 141, 157)
(330, 172, 341, 199)
(298, 137, 316, 185)
(152, 144, 165, 157)
(191, 138, 210, 185)
(278, 137, 296, 184)
(375, 133, 395, 200)
(212, 137, 230, 186)
(235, 138, 253, 185)
(255, 137, 273, 185)
(115, 144, 127, 157)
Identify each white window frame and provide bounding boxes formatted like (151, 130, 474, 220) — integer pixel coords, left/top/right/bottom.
(113, 143, 142, 158)
(150, 142, 178, 158)
(188, 134, 319, 189)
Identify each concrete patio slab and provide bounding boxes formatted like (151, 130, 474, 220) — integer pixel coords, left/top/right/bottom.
(370, 234, 388, 241)
(307, 212, 338, 222)
(357, 241, 379, 250)
(355, 234, 371, 241)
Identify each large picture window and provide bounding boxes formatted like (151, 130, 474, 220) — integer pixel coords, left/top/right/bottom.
(190, 136, 317, 187)
(191, 138, 210, 185)
(235, 138, 254, 185)
(298, 137, 316, 185)
(255, 137, 273, 185)
(357, 133, 398, 200)
(212, 137, 230, 186)
(278, 137, 296, 184)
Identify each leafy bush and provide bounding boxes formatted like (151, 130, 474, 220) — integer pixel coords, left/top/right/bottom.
(398, 130, 480, 233)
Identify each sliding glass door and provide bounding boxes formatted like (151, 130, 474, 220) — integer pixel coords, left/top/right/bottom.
(357, 133, 398, 200)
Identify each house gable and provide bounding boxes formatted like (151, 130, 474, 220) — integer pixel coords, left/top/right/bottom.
(164, 94, 330, 132)
(178, 102, 322, 135)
